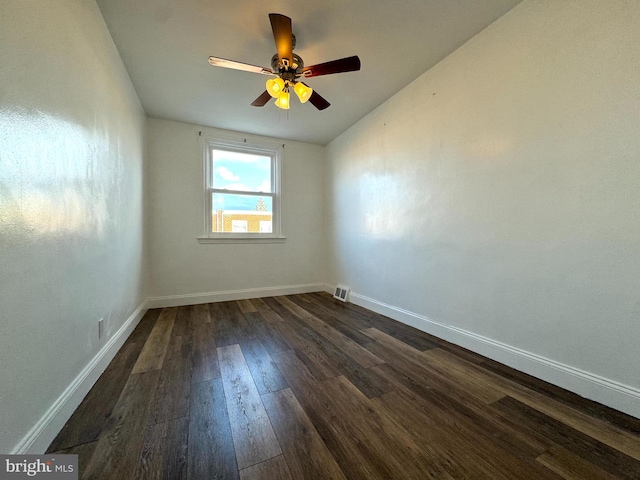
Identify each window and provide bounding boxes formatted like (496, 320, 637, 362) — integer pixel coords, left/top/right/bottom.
(199, 138, 284, 243)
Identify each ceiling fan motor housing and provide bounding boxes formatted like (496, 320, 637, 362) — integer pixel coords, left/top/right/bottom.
(271, 53, 304, 78)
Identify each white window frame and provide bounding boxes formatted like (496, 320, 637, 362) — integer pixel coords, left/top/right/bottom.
(198, 137, 285, 244)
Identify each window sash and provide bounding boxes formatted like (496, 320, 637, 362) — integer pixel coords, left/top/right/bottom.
(210, 148, 273, 193)
(202, 138, 282, 240)
(209, 190, 275, 233)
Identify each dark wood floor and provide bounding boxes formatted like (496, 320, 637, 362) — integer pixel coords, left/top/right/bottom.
(48, 292, 640, 479)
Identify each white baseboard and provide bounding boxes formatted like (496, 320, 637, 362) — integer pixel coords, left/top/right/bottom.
(12, 302, 148, 454)
(330, 286, 640, 419)
(147, 283, 326, 309)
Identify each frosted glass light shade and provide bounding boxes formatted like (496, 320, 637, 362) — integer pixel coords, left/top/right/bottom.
(294, 82, 312, 103)
(275, 90, 290, 109)
(266, 78, 285, 98)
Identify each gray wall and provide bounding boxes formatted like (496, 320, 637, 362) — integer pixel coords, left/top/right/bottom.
(0, 0, 147, 452)
(146, 118, 326, 302)
(325, 0, 640, 416)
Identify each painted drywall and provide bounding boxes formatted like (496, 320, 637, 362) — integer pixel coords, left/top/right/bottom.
(0, 1, 147, 452)
(147, 118, 325, 302)
(326, 0, 640, 413)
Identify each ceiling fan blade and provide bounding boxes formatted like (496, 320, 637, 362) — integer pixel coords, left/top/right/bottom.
(302, 55, 361, 78)
(269, 13, 293, 68)
(208, 56, 273, 75)
(251, 90, 272, 107)
(308, 89, 330, 110)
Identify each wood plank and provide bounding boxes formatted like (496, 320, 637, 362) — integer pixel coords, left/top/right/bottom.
(208, 332, 245, 354)
(191, 303, 211, 324)
(83, 371, 160, 480)
(273, 295, 313, 319)
(481, 356, 640, 434)
(248, 297, 269, 310)
(262, 296, 300, 322)
(271, 350, 386, 479)
(321, 374, 463, 479)
(308, 291, 439, 351)
(214, 327, 239, 348)
(434, 338, 490, 366)
(49, 441, 97, 480)
(271, 320, 340, 381)
(363, 328, 505, 404)
(282, 315, 390, 398)
(132, 307, 177, 374)
(261, 388, 347, 480)
(372, 390, 502, 479)
(256, 307, 285, 324)
(237, 299, 257, 314)
(423, 347, 640, 462)
(172, 306, 192, 337)
(242, 311, 263, 326)
(47, 341, 143, 451)
(381, 357, 553, 458)
(208, 302, 235, 331)
(190, 322, 220, 383)
(217, 344, 282, 469)
(224, 301, 249, 328)
(392, 354, 557, 459)
(240, 455, 293, 480)
(239, 455, 292, 480)
(421, 348, 508, 404)
(494, 396, 640, 479)
(240, 338, 288, 394)
(359, 316, 441, 351)
(272, 350, 444, 479)
(134, 417, 188, 480)
(149, 334, 191, 424)
(537, 445, 619, 480)
(292, 310, 384, 368)
(370, 365, 559, 479)
(287, 294, 375, 345)
(188, 379, 238, 480)
(229, 318, 257, 346)
(127, 308, 162, 344)
(250, 298, 285, 324)
(250, 321, 291, 355)
(305, 292, 374, 330)
(509, 388, 640, 463)
(370, 357, 555, 457)
(211, 301, 255, 346)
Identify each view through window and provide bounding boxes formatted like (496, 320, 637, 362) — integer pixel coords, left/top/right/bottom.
(205, 142, 280, 237)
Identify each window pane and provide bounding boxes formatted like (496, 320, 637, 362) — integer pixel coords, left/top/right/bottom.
(212, 149, 271, 193)
(211, 192, 273, 233)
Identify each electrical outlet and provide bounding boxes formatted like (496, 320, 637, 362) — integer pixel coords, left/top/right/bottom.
(98, 318, 104, 339)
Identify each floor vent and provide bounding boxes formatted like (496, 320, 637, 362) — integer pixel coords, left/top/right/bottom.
(333, 285, 350, 302)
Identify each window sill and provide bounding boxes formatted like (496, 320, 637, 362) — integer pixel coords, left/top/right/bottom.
(197, 235, 287, 244)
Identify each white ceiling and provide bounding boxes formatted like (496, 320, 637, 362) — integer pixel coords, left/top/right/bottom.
(96, 0, 522, 145)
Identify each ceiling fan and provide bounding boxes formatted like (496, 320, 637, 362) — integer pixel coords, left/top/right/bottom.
(208, 13, 361, 111)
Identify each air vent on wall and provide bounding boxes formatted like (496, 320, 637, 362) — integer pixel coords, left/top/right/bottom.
(333, 285, 350, 302)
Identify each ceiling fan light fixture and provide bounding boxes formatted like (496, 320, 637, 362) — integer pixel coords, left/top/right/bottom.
(275, 89, 290, 109)
(294, 82, 312, 103)
(266, 77, 285, 98)
(209, 14, 360, 111)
